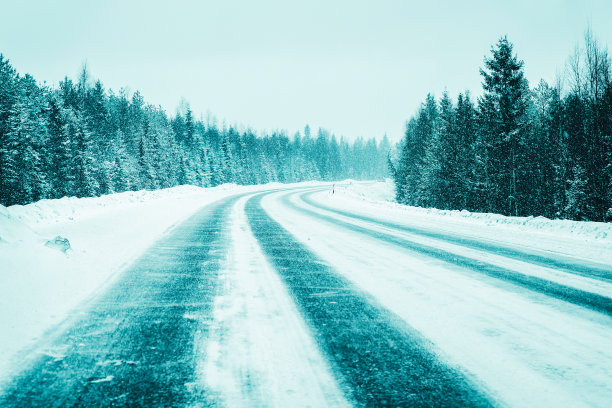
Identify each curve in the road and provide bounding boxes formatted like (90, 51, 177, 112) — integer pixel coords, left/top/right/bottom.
(0, 195, 240, 407)
(282, 190, 612, 316)
(301, 190, 612, 282)
(246, 192, 494, 407)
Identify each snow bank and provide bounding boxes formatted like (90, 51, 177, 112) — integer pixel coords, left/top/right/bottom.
(332, 180, 612, 251)
(0, 205, 40, 245)
(5, 185, 236, 228)
(333, 179, 396, 203)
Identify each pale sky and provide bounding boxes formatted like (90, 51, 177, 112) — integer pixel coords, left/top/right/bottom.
(1, 0, 611, 142)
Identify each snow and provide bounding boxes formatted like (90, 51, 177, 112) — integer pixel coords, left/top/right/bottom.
(200, 195, 348, 407)
(2, 179, 610, 406)
(332, 180, 612, 263)
(262, 185, 612, 407)
(0, 186, 211, 379)
(89, 375, 114, 384)
(299, 194, 612, 299)
(0, 182, 325, 381)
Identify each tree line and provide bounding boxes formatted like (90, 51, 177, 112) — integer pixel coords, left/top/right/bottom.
(390, 30, 611, 222)
(0, 58, 390, 207)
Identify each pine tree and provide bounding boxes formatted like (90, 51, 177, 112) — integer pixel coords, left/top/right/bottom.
(138, 133, 154, 189)
(436, 92, 462, 208)
(314, 129, 330, 179)
(397, 94, 438, 206)
(3, 75, 50, 204)
(0, 55, 19, 205)
(455, 92, 477, 209)
(220, 130, 234, 183)
(480, 36, 529, 216)
(377, 135, 391, 179)
(565, 164, 590, 220)
(7, 102, 46, 204)
(73, 115, 98, 197)
(328, 135, 342, 180)
(1, 106, 21, 205)
(47, 98, 74, 197)
(185, 107, 195, 148)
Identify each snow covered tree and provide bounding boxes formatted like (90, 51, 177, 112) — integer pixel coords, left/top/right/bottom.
(435, 92, 462, 209)
(47, 98, 73, 198)
(72, 115, 99, 197)
(0, 52, 421, 207)
(0, 55, 19, 205)
(479, 36, 530, 216)
(565, 164, 590, 220)
(455, 92, 477, 209)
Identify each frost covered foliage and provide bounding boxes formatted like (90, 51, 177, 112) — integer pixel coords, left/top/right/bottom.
(390, 32, 612, 222)
(0, 60, 390, 207)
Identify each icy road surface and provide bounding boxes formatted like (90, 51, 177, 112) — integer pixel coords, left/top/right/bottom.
(1, 184, 611, 407)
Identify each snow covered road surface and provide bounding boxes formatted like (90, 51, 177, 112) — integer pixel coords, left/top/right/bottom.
(0, 182, 321, 380)
(247, 191, 493, 407)
(263, 187, 612, 407)
(0, 194, 238, 406)
(1, 181, 611, 406)
(0, 184, 264, 379)
(202, 195, 349, 407)
(291, 191, 612, 314)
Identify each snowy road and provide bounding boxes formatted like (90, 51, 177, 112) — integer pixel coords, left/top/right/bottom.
(1, 184, 611, 407)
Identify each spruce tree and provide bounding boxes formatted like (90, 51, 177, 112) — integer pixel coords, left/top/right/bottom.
(436, 92, 461, 209)
(73, 115, 98, 197)
(0, 55, 19, 205)
(47, 98, 74, 197)
(480, 36, 529, 216)
(455, 92, 477, 209)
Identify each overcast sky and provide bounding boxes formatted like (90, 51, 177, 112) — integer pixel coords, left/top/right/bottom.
(1, 0, 611, 142)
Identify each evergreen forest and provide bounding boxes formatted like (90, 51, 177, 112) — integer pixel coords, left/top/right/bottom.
(0, 58, 390, 207)
(390, 31, 611, 222)
(2, 29, 611, 223)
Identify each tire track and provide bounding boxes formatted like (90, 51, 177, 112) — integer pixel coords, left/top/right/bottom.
(201, 195, 349, 407)
(0, 195, 240, 407)
(246, 192, 494, 407)
(302, 190, 612, 282)
(282, 190, 612, 316)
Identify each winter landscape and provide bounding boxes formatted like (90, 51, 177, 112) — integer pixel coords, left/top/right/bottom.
(1, 1, 611, 407)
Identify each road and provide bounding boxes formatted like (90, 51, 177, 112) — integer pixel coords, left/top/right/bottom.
(1, 185, 611, 407)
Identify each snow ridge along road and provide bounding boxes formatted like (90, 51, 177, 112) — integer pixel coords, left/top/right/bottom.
(1, 182, 611, 407)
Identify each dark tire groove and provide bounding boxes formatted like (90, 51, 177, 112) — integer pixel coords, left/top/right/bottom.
(246, 193, 494, 407)
(0, 195, 239, 408)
